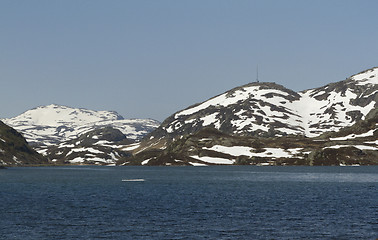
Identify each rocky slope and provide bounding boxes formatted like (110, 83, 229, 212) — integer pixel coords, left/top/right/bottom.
(121, 110, 377, 166)
(2, 104, 160, 146)
(150, 67, 377, 139)
(123, 67, 378, 166)
(43, 126, 133, 165)
(0, 121, 47, 166)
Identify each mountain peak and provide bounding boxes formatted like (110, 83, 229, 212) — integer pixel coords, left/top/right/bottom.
(2, 105, 160, 146)
(13, 104, 124, 126)
(350, 67, 378, 85)
(151, 67, 378, 139)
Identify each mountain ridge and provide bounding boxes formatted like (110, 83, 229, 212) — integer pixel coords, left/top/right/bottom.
(1, 67, 377, 166)
(2, 104, 160, 146)
(149, 67, 377, 140)
(124, 66, 377, 166)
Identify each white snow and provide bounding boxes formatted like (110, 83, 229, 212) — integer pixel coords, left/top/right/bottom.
(325, 145, 378, 150)
(122, 143, 140, 151)
(200, 113, 221, 128)
(141, 159, 151, 165)
(330, 129, 376, 141)
(67, 147, 103, 156)
(190, 155, 235, 164)
(203, 145, 297, 159)
(354, 145, 378, 150)
(189, 162, 208, 166)
(286, 148, 304, 155)
(352, 68, 378, 86)
(37, 149, 48, 155)
(70, 157, 85, 163)
(365, 140, 378, 144)
(203, 145, 254, 157)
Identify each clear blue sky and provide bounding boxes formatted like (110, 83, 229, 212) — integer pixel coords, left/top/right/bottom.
(1, 0, 377, 121)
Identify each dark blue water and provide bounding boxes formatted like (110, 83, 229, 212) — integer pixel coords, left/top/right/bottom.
(0, 166, 377, 239)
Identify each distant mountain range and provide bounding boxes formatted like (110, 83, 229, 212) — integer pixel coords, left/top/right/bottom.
(0, 67, 377, 166)
(2, 104, 160, 146)
(1, 105, 159, 165)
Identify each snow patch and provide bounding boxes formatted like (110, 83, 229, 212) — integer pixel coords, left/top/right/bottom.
(190, 155, 235, 165)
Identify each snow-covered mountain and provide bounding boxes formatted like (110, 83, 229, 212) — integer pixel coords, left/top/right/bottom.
(150, 67, 378, 139)
(122, 67, 378, 166)
(2, 104, 160, 146)
(42, 126, 133, 165)
(129, 110, 377, 166)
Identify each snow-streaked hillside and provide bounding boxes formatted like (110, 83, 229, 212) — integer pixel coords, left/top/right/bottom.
(2, 104, 160, 146)
(130, 111, 378, 166)
(151, 67, 378, 139)
(41, 126, 132, 165)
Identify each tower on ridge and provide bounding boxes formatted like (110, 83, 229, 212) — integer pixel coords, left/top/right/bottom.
(256, 65, 259, 83)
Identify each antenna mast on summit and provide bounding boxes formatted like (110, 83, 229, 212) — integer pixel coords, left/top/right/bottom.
(256, 64, 259, 83)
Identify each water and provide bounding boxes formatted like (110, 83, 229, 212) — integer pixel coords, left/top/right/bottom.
(0, 166, 377, 239)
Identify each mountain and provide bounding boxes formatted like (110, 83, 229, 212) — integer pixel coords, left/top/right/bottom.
(150, 67, 377, 139)
(0, 121, 47, 166)
(122, 105, 377, 166)
(122, 67, 378, 166)
(43, 126, 133, 165)
(2, 104, 160, 147)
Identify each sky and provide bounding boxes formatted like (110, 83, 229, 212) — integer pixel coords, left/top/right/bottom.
(1, 0, 377, 121)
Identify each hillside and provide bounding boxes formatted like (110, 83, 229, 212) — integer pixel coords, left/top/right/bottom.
(0, 121, 47, 166)
(43, 126, 133, 165)
(122, 67, 378, 166)
(121, 110, 377, 166)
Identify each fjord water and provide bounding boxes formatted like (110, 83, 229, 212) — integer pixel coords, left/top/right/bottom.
(0, 166, 377, 239)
